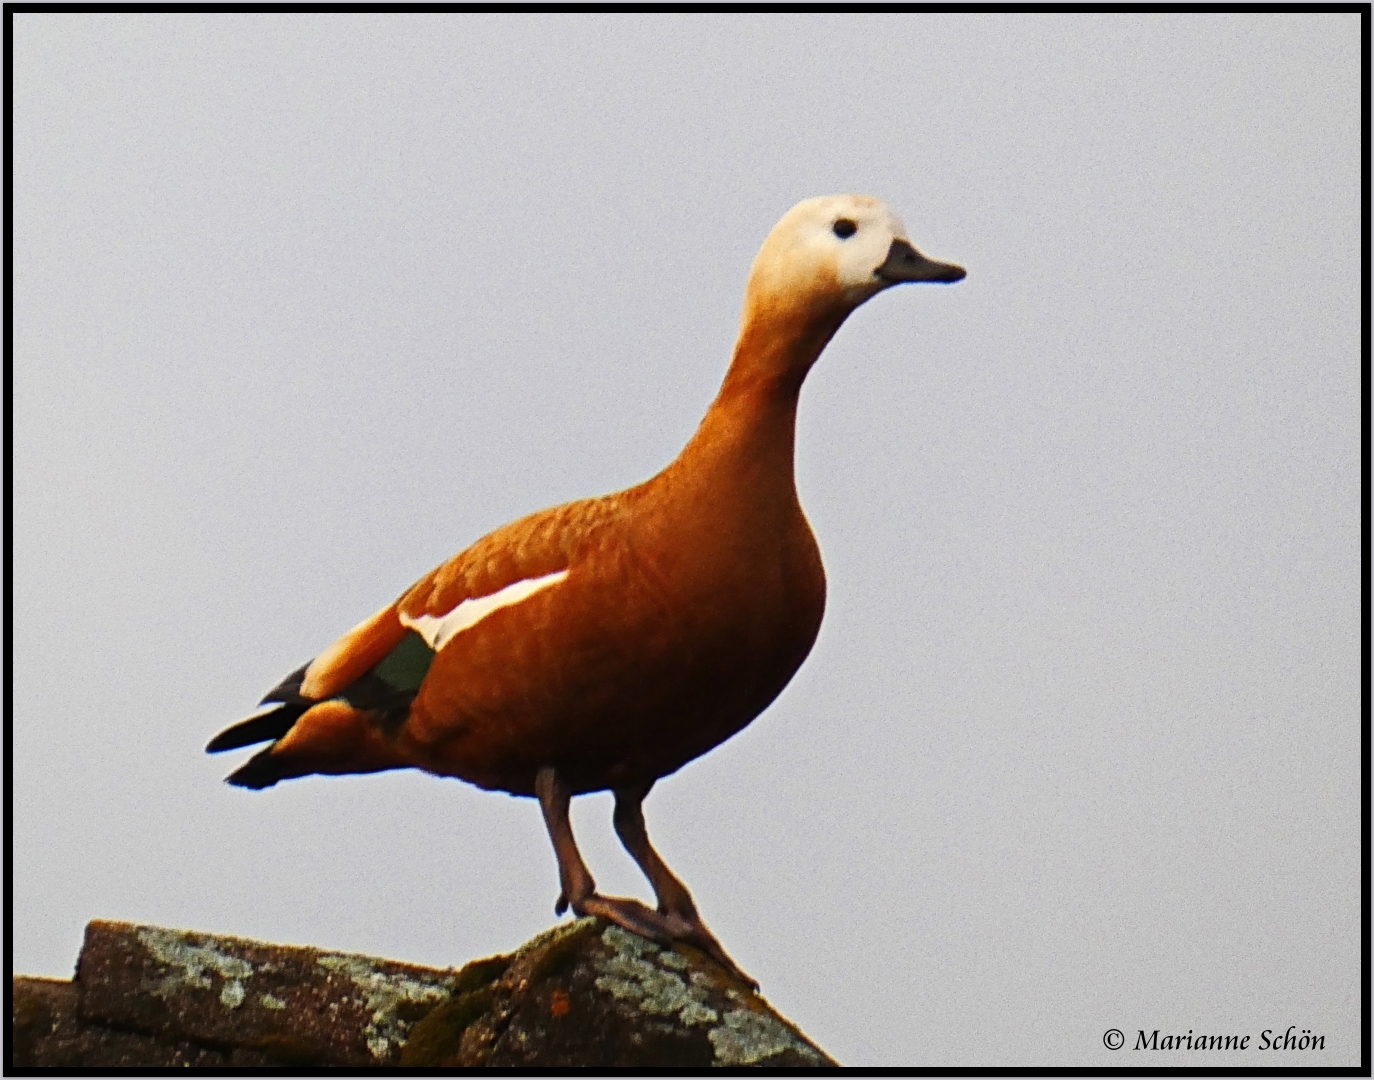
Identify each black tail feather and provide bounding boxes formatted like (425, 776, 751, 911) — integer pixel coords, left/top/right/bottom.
(225, 745, 302, 790)
(258, 661, 312, 706)
(206, 704, 306, 753)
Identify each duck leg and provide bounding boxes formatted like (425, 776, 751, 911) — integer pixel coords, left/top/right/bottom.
(612, 783, 756, 988)
(534, 767, 670, 943)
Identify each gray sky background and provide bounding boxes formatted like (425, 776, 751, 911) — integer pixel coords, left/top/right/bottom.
(13, 13, 1361, 1067)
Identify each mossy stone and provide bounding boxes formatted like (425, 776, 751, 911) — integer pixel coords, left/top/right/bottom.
(452, 953, 510, 994)
(528, 918, 602, 984)
(399, 986, 494, 1066)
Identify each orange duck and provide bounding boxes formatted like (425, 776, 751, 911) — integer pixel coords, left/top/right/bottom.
(208, 195, 964, 983)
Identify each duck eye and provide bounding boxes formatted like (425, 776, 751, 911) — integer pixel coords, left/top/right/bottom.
(832, 219, 857, 239)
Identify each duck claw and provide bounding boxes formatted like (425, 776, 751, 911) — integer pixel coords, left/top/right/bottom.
(572, 893, 757, 989)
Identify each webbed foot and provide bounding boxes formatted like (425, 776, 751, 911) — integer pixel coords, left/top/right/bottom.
(566, 891, 756, 988)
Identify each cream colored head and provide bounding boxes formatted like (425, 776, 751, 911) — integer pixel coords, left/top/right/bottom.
(743, 194, 965, 330)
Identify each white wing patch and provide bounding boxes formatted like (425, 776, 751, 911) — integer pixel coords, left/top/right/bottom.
(400, 569, 569, 652)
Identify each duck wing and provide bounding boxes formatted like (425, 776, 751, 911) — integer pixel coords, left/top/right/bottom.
(206, 495, 622, 763)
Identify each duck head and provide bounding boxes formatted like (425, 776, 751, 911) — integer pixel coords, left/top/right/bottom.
(737, 195, 965, 382)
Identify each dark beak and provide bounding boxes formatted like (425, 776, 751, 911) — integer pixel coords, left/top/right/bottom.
(875, 238, 966, 284)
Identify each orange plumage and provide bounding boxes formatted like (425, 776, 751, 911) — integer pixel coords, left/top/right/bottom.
(209, 195, 964, 982)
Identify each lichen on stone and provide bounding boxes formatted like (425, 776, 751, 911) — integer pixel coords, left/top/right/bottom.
(136, 927, 255, 1010)
(593, 926, 718, 1028)
(709, 1007, 825, 1066)
(658, 949, 689, 971)
(315, 953, 457, 1060)
(219, 981, 246, 1008)
(602, 925, 659, 958)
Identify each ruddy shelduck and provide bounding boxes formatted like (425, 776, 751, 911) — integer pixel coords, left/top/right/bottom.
(209, 195, 965, 983)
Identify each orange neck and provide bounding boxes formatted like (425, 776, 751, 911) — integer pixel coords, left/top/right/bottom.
(665, 303, 851, 507)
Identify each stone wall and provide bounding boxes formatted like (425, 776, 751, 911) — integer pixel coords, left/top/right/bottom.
(11, 919, 837, 1068)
